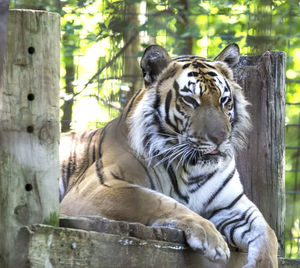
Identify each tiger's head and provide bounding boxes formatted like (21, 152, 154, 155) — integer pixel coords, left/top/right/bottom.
(129, 44, 251, 168)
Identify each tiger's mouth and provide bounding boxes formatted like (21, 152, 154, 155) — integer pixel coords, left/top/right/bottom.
(188, 149, 225, 165)
(207, 149, 220, 155)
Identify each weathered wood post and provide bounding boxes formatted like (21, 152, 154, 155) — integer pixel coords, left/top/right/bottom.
(0, 10, 60, 267)
(234, 52, 286, 254)
(0, 0, 9, 79)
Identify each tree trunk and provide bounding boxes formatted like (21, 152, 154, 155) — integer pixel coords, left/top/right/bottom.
(176, 0, 193, 55)
(122, 1, 142, 106)
(61, 53, 75, 132)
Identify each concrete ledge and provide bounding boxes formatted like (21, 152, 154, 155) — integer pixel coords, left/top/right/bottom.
(14, 215, 249, 268)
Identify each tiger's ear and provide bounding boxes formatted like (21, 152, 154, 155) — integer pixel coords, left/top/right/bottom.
(214, 43, 240, 68)
(140, 45, 171, 88)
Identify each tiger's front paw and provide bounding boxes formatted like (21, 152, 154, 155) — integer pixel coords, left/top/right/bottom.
(184, 218, 230, 263)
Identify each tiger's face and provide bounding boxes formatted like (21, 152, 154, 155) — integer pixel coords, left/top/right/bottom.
(130, 44, 251, 167)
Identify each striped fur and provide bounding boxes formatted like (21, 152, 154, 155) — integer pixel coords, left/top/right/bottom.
(60, 44, 277, 267)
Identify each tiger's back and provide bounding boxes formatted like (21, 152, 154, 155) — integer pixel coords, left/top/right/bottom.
(60, 112, 189, 205)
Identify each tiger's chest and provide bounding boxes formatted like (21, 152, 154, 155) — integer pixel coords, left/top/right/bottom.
(174, 157, 244, 216)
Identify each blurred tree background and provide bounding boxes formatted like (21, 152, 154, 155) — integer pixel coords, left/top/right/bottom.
(10, 0, 300, 259)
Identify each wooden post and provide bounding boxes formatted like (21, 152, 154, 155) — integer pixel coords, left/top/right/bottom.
(0, 10, 60, 267)
(0, 0, 9, 80)
(234, 52, 286, 254)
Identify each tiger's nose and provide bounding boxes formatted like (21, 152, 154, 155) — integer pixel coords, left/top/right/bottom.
(208, 131, 228, 145)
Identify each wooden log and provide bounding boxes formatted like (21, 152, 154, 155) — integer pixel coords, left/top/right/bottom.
(0, 10, 60, 267)
(16, 219, 248, 268)
(233, 52, 286, 254)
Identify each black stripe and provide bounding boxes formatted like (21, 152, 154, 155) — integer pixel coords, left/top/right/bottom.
(96, 159, 105, 184)
(182, 63, 191, 69)
(86, 129, 98, 164)
(219, 207, 253, 234)
(65, 133, 76, 186)
(188, 170, 217, 193)
(192, 62, 206, 69)
(110, 170, 141, 186)
(75, 171, 87, 186)
(164, 164, 189, 203)
(116, 112, 123, 129)
(80, 131, 87, 142)
(188, 71, 199, 77)
(241, 216, 259, 239)
(151, 166, 164, 192)
(127, 150, 156, 190)
(224, 80, 231, 92)
(124, 89, 141, 120)
(157, 67, 177, 87)
(188, 170, 217, 184)
(71, 132, 78, 175)
(175, 103, 185, 117)
(206, 169, 236, 206)
(206, 71, 218, 77)
(173, 81, 179, 91)
(173, 56, 208, 61)
(98, 123, 110, 158)
(143, 133, 153, 149)
(174, 114, 183, 129)
(208, 192, 244, 219)
(165, 90, 180, 133)
(202, 62, 215, 69)
(181, 86, 192, 93)
(182, 96, 199, 108)
(216, 211, 240, 230)
(229, 208, 256, 246)
(111, 171, 125, 181)
(175, 59, 192, 63)
(153, 89, 161, 110)
(248, 234, 260, 246)
(142, 112, 162, 150)
(65, 157, 72, 187)
(61, 162, 68, 190)
(92, 143, 96, 163)
(111, 172, 121, 180)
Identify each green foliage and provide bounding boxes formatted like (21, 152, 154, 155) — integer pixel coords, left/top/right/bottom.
(10, 0, 60, 11)
(43, 211, 60, 227)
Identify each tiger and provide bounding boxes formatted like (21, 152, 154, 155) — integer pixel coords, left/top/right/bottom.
(59, 44, 278, 268)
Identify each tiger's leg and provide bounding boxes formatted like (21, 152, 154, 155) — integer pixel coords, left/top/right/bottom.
(208, 194, 278, 268)
(60, 165, 230, 263)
